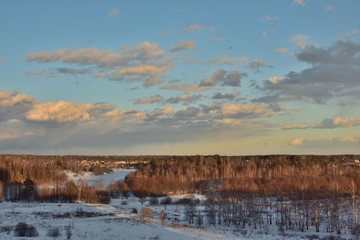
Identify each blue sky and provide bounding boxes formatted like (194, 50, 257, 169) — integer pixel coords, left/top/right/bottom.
(0, 0, 360, 155)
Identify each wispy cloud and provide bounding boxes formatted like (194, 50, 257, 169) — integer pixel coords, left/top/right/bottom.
(161, 83, 211, 92)
(292, 0, 306, 7)
(109, 8, 119, 19)
(135, 95, 163, 104)
(260, 16, 278, 21)
(181, 23, 204, 33)
(169, 41, 197, 52)
(274, 48, 289, 54)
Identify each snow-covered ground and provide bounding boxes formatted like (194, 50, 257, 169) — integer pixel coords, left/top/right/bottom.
(1, 171, 357, 239)
(1, 196, 357, 240)
(65, 169, 136, 186)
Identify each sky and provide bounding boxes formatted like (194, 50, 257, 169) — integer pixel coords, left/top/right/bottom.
(0, 0, 360, 155)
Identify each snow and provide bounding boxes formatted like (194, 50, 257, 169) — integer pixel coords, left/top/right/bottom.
(65, 169, 135, 186)
(1, 196, 356, 240)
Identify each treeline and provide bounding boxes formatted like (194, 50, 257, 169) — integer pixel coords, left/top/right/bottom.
(125, 155, 360, 198)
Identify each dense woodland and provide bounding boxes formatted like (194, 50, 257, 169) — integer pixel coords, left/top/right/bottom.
(125, 155, 360, 198)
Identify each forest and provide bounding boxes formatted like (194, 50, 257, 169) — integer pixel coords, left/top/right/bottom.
(2, 154, 360, 236)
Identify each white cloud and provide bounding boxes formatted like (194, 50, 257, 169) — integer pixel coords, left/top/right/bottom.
(112, 64, 172, 77)
(169, 41, 197, 52)
(135, 95, 163, 104)
(290, 35, 308, 50)
(325, 5, 334, 12)
(274, 48, 289, 54)
(204, 56, 248, 65)
(25, 42, 165, 66)
(158, 31, 172, 38)
(142, 77, 163, 87)
(291, 138, 304, 146)
(181, 23, 204, 33)
(293, 0, 306, 7)
(260, 16, 278, 21)
(26, 101, 112, 123)
(200, 69, 246, 87)
(268, 76, 287, 84)
(338, 29, 359, 40)
(246, 60, 271, 69)
(93, 72, 107, 78)
(109, 9, 119, 19)
(338, 136, 358, 143)
(161, 83, 211, 92)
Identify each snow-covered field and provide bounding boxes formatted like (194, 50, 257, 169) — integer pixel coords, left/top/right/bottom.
(1, 171, 357, 239)
(65, 169, 136, 186)
(1, 196, 357, 240)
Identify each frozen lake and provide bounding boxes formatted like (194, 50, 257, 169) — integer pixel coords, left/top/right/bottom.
(66, 169, 136, 186)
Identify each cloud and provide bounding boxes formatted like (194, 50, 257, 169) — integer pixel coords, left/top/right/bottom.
(315, 116, 360, 129)
(158, 31, 173, 38)
(24, 70, 55, 79)
(338, 29, 359, 40)
(283, 115, 360, 130)
(181, 23, 204, 33)
(292, 0, 306, 7)
(25, 42, 165, 66)
(135, 95, 163, 104)
(109, 9, 119, 19)
(267, 76, 287, 84)
(325, 5, 334, 12)
(283, 124, 312, 130)
(338, 136, 358, 143)
(0, 57, 3, 64)
(93, 72, 107, 78)
(165, 93, 201, 104)
(104, 110, 146, 121)
(290, 35, 308, 50)
(26, 101, 113, 123)
(112, 64, 172, 77)
(145, 106, 173, 122)
(274, 48, 289, 54)
(260, 16, 278, 21)
(291, 138, 304, 146)
(245, 60, 271, 70)
(142, 77, 163, 87)
(256, 40, 360, 104)
(212, 89, 239, 100)
(209, 35, 223, 42)
(0, 90, 36, 122)
(339, 100, 357, 107)
(56, 68, 92, 75)
(204, 56, 248, 65)
(200, 69, 246, 87)
(174, 8, 182, 12)
(169, 41, 197, 52)
(262, 30, 275, 38)
(161, 83, 211, 92)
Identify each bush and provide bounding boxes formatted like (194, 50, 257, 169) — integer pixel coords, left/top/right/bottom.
(65, 225, 72, 239)
(14, 222, 39, 237)
(47, 227, 61, 237)
(160, 197, 172, 206)
(149, 197, 159, 206)
(140, 207, 153, 221)
(0, 226, 13, 234)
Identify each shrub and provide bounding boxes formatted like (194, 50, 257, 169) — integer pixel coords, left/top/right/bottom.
(149, 197, 159, 206)
(140, 207, 153, 221)
(65, 225, 72, 239)
(14, 222, 38, 237)
(47, 227, 61, 237)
